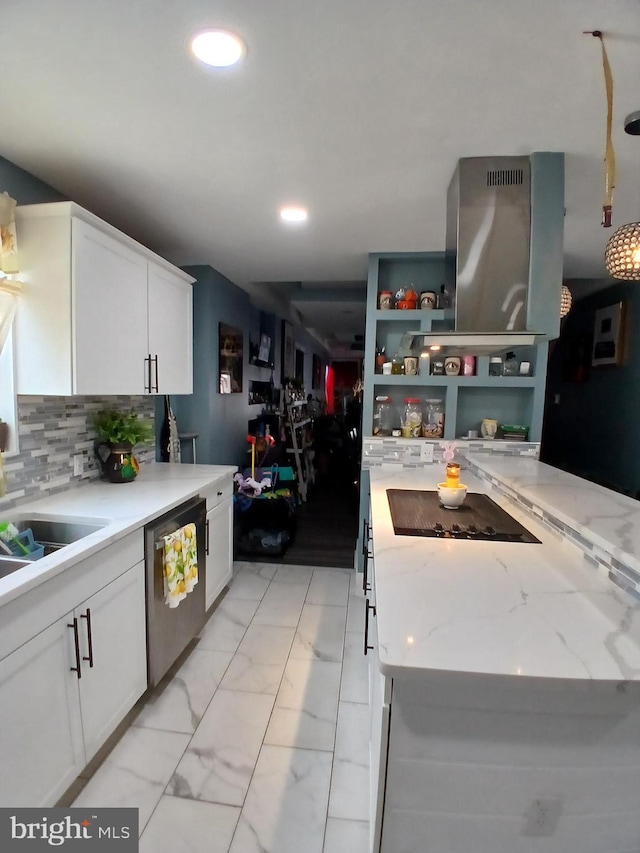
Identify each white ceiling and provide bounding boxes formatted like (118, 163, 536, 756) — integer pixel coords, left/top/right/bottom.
(2, 0, 640, 351)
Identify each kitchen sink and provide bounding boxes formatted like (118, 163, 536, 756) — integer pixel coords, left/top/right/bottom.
(0, 556, 31, 578)
(13, 518, 106, 555)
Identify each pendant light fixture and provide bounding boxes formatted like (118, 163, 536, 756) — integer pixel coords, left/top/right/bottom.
(560, 284, 572, 318)
(604, 111, 640, 280)
(605, 221, 640, 280)
(585, 31, 640, 280)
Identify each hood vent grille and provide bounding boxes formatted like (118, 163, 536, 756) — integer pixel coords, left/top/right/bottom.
(486, 168, 524, 187)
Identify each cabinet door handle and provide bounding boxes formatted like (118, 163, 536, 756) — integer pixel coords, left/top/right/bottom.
(81, 607, 94, 668)
(206, 518, 210, 555)
(217, 490, 223, 496)
(68, 618, 82, 679)
(152, 355, 159, 392)
(144, 355, 151, 393)
(361, 519, 369, 558)
(362, 519, 372, 593)
(362, 558, 371, 594)
(364, 597, 376, 656)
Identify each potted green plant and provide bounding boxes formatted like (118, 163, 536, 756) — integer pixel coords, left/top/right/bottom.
(0, 418, 8, 453)
(93, 409, 154, 483)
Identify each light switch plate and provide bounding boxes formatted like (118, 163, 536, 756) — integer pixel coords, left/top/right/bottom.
(420, 443, 434, 463)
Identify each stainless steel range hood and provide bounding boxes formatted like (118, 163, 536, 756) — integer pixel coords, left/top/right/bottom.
(398, 155, 552, 356)
(446, 155, 532, 333)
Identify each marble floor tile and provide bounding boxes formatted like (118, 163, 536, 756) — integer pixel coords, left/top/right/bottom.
(339, 632, 369, 704)
(323, 817, 369, 853)
(290, 603, 347, 663)
(140, 795, 240, 853)
(345, 591, 365, 635)
(220, 624, 295, 694)
(306, 569, 351, 606)
(229, 745, 332, 853)
(264, 658, 341, 751)
(167, 689, 274, 807)
(72, 727, 190, 833)
(225, 566, 272, 601)
(252, 581, 309, 627)
(198, 597, 259, 653)
(328, 702, 370, 822)
(233, 560, 278, 581)
(134, 649, 233, 734)
(271, 564, 314, 585)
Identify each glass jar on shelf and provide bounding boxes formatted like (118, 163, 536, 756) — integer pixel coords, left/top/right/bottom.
(401, 398, 423, 438)
(378, 290, 394, 310)
(373, 396, 394, 436)
(423, 398, 445, 438)
(489, 357, 503, 376)
(391, 353, 405, 375)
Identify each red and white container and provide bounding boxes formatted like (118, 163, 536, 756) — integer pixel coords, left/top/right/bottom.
(461, 355, 476, 376)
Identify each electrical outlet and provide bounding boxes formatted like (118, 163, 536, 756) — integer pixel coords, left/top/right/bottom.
(420, 443, 434, 463)
(73, 454, 83, 476)
(522, 798, 563, 837)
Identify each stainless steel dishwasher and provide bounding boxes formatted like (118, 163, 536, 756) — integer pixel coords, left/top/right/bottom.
(144, 495, 207, 687)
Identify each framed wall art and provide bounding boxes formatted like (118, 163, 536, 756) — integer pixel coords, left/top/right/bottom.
(219, 323, 243, 393)
(592, 302, 625, 367)
(281, 320, 295, 383)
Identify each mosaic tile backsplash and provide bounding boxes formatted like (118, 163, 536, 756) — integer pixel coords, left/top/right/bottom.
(362, 437, 540, 468)
(465, 458, 640, 604)
(0, 396, 156, 511)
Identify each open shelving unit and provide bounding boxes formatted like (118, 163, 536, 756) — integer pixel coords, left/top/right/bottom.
(363, 252, 550, 442)
(283, 394, 315, 501)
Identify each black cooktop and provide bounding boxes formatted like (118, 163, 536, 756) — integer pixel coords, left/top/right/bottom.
(386, 489, 541, 543)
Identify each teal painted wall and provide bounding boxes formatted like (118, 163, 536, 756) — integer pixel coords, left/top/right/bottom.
(0, 155, 66, 203)
(167, 265, 261, 467)
(168, 265, 330, 467)
(541, 279, 640, 495)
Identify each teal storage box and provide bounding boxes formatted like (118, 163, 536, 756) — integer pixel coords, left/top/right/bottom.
(7, 528, 45, 560)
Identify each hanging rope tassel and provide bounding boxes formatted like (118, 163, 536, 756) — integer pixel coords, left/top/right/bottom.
(585, 30, 616, 226)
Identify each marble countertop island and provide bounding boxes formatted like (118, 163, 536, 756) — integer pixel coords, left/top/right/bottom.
(369, 457, 640, 682)
(0, 462, 236, 607)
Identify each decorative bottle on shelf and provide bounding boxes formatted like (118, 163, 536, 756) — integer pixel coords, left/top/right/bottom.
(503, 351, 518, 376)
(436, 284, 450, 309)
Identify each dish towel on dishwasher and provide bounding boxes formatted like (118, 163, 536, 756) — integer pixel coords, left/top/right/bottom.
(162, 522, 198, 608)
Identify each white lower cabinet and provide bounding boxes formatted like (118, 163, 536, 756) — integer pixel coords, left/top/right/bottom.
(205, 497, 233, 610)
(0, 560, 147, 807)
(368, 614, 390, 853)
(0, 615, 86, 807)
(76, 561, 147, 761)
(365, 540, 392, 853)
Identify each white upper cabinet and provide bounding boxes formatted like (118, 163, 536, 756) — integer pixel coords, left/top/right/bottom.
(14, 202, 194, 396)
(147, 260, 193, 395)
(72, 217, 149, 395)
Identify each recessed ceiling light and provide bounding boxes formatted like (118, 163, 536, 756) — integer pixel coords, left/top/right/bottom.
(280, 207, 308, 223)
(190, 30, 245, 67)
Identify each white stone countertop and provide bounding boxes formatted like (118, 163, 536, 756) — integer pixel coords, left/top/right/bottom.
(369, 460, 640, 682)
(0, 462, 236, 608)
